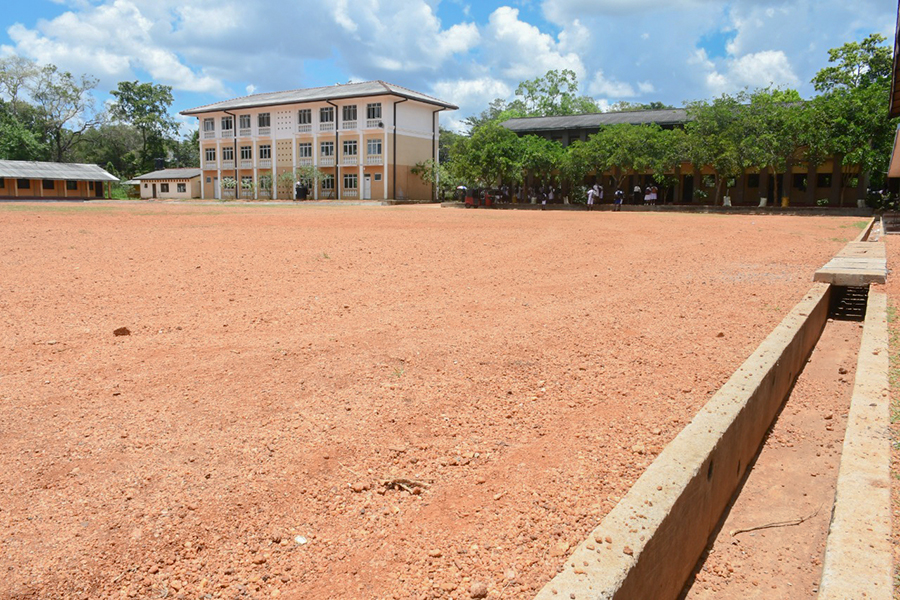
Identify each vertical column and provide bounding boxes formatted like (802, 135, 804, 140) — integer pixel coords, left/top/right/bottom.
(692, 166, 701, 203)
(856, 170, 868, 206)
(313, 132, 319, 200)
(673, 166, 682, 205)
(783, 163, 793, 207)
(383, 129, 389, 201)
(734, 170, 745, 205)
(292, 134, 297, 201)
(830, 155, 842, 206)
(759, 170, 769, 206)
(806, 162, 816, 205)
(358, 130, 364, 199)
(272, 138, 278, 200)
(253, 140, 259, 200)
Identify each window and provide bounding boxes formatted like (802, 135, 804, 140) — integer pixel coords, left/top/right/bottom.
(298, 109, 312, 124)
(66, 180, 77, 190)
(320, 107, 334, 123)
(205, 148, 216, 162)
(792, 174, 807, 191)
(206, 177, 211, 183)
(223, 146, 234, 161)
(241, 176, 253, 188)
(258, 113, 270, 127)
(42, 180, 54, 190)
(17, 179, 30, 189)
(367, 103, 382, 119)
(221, 116, 233, 131)
(0, 178, 4, 188)
(322, 175, 334, 190)
(343, 140, 358, 156)
(342, 105, 357, 121)
(374, 173, 382, 181)
(746, 174, 760, 188)
(259, 144, 271, 159)
(240, 146, 252, 160)
(89, 181, 94, 190)
(239, 114, 251, 129)
(343, 173, 358, 189)
(160, 183, 170, 193)
(177, 183, 187, 193)
(203, 118, 215, 132)
(817, 173, 832, 188)
(144, 183, 148, 188)
(367, 139, 382, 155)
(320, 141, 334, 156)
(298, 143, 312, 157)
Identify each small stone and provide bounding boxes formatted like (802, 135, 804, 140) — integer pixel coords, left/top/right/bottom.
(428, 549, 442, 558)
(623, 546, 633, 556)
(631, 444, 645, 455)
(824, 413, 833, 420)
(605, 536, 612, 544)
(651, 428, 662, 435)
(475, 475, 486, 485)
(113, 327, 131, 336)
(294, 536, 308, 545)
(469, 581, 488, 598)
(716, 332, 724, 338)
(838, 367, 848, 375)
(350, 482, 369, 493)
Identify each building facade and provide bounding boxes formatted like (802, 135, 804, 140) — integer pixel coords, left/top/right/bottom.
(503, 111, 864, 207)
(128, 168, 202, 199)
(181, 81, 457, 201)
(0, 160, 118, 200)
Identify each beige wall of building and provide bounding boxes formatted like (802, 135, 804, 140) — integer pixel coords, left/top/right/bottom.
(139, 178, 200, 199)
(0, 178, 103, 199)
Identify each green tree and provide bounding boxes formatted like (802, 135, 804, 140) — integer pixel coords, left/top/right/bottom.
(30, 64, 100, 162)
(448, 120, 522, 186)
(0, 55, 39, 118)
(741, 88, 802, 203)
(684, 94, 748, 204)
(73, 123, 142, 177)
(169, 130, 200, 168)
(110, 80, 178, 172)
(0, 101, 47, 160)
(511, 69, 598, 116)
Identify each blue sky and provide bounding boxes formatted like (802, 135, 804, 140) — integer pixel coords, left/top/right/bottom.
(1, 0, 895, 133)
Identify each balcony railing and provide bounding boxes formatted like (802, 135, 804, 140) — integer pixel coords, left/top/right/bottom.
(240, 159, 253, 168)
(222, 160, 235, 169)
(366, 119, 381, 129)
(365, 155, 384, 165)
(203, 131, 216, 139)
(221, 129, 234, 138)
(204, 161, 217, 169)
(297, 124, 312, 133)
(343, 189, 359, 198)
(238, 128, 251, 137)
(320, 123, 334, 132)
(258, 127, 271, 136)
(319, 157, 334, 167)
(342, 121, 357, 130)
(298, 157, 313, 166)
(342, 156, 358, 166)
(259, 159, 272, 168)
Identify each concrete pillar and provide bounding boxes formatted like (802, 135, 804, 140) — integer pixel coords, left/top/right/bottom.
(759, 170, 770, 206)
(806, 162, 816, 205)
(783, 163, 793, 207)
(673, 166, 682, 205)
(692, 167, 701, 203)
(830, 155, 842, 206)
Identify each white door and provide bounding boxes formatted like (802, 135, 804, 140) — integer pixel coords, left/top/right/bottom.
(363, 175, 371, 200)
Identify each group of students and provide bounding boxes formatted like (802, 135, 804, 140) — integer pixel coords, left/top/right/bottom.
(585, 182, 662, 210)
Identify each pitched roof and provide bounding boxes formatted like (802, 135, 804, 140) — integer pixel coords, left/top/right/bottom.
(181, 80, 458, 115)
(132, 168, 202, 181)
(502, 108, 689, 133)
(0, 160, 119, 182)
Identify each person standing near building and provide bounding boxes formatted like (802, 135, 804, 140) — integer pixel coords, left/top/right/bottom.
(596, 184, 604, 205)
(633, 183, 642, 205)
(614, 188, 624, 211)
(586, 185, 596, 210)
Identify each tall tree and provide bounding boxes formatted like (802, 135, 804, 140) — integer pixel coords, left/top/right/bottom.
(110, 80, 178, 172)
(511, 69, 598, 116)
(29, 64, 100, 162)
(0, 55, 39, 118)
(684, 94, 748, 204)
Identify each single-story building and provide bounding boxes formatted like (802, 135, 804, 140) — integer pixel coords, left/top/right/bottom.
(0, 159, 119, 200)
(128, 168, 202, 199)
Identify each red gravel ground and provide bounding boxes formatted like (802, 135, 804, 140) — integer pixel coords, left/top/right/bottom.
(0, 203, 867, 600)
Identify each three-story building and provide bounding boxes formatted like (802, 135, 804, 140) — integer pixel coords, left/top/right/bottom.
(181, 81, 457, 201)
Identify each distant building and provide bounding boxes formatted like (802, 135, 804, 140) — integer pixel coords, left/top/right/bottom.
(0, 160, 118, 200)
(181, 81, 457, 201)
(503, 111, 863, 207)
(128, 168, 202, 199)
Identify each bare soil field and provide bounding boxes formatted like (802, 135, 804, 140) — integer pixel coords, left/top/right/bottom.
(0, 203, 866, 600)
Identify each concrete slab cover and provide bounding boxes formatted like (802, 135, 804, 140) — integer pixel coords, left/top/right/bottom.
(534, 284, 831, 600)
(814, 241, 887, 285)
(817, 290, 892, 599)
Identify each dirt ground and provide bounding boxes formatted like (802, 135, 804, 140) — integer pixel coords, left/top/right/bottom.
(0, 203, 867, 600)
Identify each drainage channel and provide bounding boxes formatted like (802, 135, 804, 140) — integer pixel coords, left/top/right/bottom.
(680, 290, 865, 599)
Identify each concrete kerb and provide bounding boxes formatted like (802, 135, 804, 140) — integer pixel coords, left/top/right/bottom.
(534, 283, 832, 600)
(817, 290, 892, 599)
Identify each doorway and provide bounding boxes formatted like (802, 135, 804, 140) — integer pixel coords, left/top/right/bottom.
(151, 183, 157, 198)
(363, 174, 371, 200)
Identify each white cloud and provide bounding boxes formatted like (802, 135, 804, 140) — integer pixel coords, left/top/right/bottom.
(589, 70, 638, 97)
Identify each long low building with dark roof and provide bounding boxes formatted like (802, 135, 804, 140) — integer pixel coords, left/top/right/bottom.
(181, 81, 457, 201)
(0, 160, 119, 201)
(503, 110, 864, 207)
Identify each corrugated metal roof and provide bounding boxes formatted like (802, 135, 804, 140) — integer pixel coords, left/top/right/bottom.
(133, 168, 201, 181)
(0, 160, 119, 181)
(502, 108, 689, 133)
(181, 80, 458, 115)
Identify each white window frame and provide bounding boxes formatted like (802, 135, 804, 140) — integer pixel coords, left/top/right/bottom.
(258, 113, 271, 127)
(367, 139, 382, 155)
(298, 109, 312, 124)
(221, 116, 233, 131)
(240, 146, 252, 160)
(366, 103, 382, 119)
(298, 143, 312, 158)
(223, 146, 234, 160)
(259, 144, 272, 160)
(203, 118, 215, 132)
(343, 173, 358, 189)
(205, 148, 216, 161)
(239, 114, 251, 129)
(177, 183, 187, 193)
(322, 175, 335, 190)
(320, 141, 334, 156)
(342, 105, 357, 121)
(320, 107, 334, 123)
(343, 140, 358, 156)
